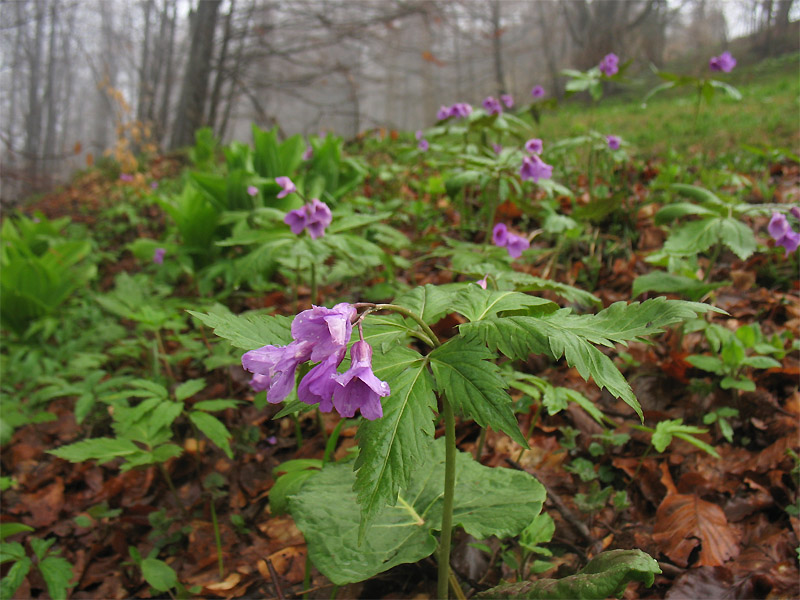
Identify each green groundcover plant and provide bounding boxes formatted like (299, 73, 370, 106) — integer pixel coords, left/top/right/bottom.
(194, 282, 717, 598)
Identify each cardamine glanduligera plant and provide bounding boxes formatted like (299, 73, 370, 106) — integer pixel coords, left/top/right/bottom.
(197, 283, 719, 598)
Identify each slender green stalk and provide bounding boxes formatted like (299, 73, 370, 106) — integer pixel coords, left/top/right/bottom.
(516, 402, 543, 463)
(310, 261, 317, 306)
(438, 394, 457, 600)
(210, 498, 224, 578)
(158, 463, 185, 516)
(292, 414, 303, 450)
(153, 330, 174, 380)
(303, 553, 312, 600)
(372, 303, 441, 349)
(316, 409, 328, 446)
(322, 419, 345, 466)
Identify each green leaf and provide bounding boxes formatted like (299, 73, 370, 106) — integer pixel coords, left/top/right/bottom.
(720, 376, 756, 391)
(430, 337, 527, 446)
(290, 438, 545, 585)
(655, 202, 719, 224)
(631, 272, 727, 302)
(740, 356, 781, 369)
(49, 438, 141, 464)
(718, 218, 757, 260)
(188, 305, 292, 350)
(0, 523, 34, 542)
(38, 555, 74, 600)
(451, 289, 556, 322)
(708, 79, 742, 100)
(668, 183, 725, 206)
(354, 346, 436, 535)
(478, 549, 661, 599)
(651, 419, 719, 457)
(174, 379, 205, 402)
(0, 542, 26, 564)
(189, 412, 234, 459)
(519, 512, 555, 553)
(686, 355, 725, 374)
(393, 284, 457, 324)
(0, 557, 31, 600)
(270, 469, 320, 516)
(192, 399, 241, 411)
(141, 557, 178, 592)
(663, 218, 721, 256)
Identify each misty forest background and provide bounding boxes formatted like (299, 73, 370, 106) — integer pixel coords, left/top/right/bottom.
(1, 0, 798, 205)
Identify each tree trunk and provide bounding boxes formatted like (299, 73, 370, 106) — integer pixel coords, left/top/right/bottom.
(169, 0, 221, 149)
(208, 0, 234, 134)
(24, 0, 46, 186)
(491, 0, 506, 96)
(136, 0, 154, 125)
(43, 0, 60, 176)
(156, 0, 178, 144)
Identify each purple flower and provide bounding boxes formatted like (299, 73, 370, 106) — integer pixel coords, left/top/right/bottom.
(768, 212, 800, 256)
(284, 198, 333, 239)
(418, 138, 429, 151)
(276, 176, 296, 199)
(709, 51, 736, 73)
(153, 247, 166, 264)
(150, 181, 159, 190)
(606, 135, 621, 150)
(243, 340, 313, 403)
(332, 341, 390, 421)
(599, 53, 619, 77)
(501, 94, 514, 109)
(266, 435, 278, 445)
(519, 155, 553, 183)
(492, 223, 530, 259)
(791, 207, 800, 220)
(120, 173, 134, 183)
(449, 103, 473, 119)
(482, 96, 503, 116)
(476, 276, 488, 289)
(291, 303, 356, 362)
(303, 145, 314, 160)
(531, 85, 545, 99)
(525, 138, 543, 155)
(437, 105, 451, 120)
(247, 185, 259, 197)
(297, 351, 344, 412)
(492, 143, 503, 155)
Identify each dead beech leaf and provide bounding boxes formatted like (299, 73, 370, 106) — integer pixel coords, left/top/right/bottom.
(205, 573, 241, 591)
(653, 494, 739, 567)
(262, 546, 306, 584)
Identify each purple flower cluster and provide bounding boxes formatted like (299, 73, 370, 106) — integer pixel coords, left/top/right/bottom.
(284, 198, 332, 239)
(153, 247, 166, 264)
(501, 94, 514, 109)
(247, 185, 259, 197)
(437, 103, 473, 120)
(492, 223, 530, 259)
(531, 85, 545, 99)
(519, 154, 553, 183)
(607, 135, 621, 150)
(709, 51, 736, 73)
(416, 130, 429, 151)
(768, 211, 800, 256)
(525, 138, 543, 155)
(276, 176, 296, 199)
(120, 173, 135, 183)
(482, 96, 503, 116)
(599, 53, 619, 77)
(242, 304, 390, 420)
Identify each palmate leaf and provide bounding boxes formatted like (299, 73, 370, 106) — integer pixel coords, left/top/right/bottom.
(393, 284, 461, 324)
(451, 288, 557, 322)
(188, 305, 292, 350)
(461, 298, 718, 421)
(292, 438, 545, 585)
(430, 337, 527, 446)
(354, 346, 436, 536)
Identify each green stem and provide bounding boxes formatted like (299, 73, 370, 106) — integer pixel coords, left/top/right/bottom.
(292, 414, 303, 450)
(210, 497, 224, 578)
(158, 463, 185, 516)
(516, 402, 543, 463)
(587, 147, 595, 204)
(311, 261, 317, 306)
(372, 303, 440, 349)
(303, 552, 312, 600)
(438, 394, 457, 600)
(316, 409, 328, 446)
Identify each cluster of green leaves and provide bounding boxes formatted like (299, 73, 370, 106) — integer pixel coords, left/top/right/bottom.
(1, 523, 73, 600)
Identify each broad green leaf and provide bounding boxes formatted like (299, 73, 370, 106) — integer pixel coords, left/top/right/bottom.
(354, 346, 436, 535)
(291, 438, 545, 585)
(0, 542, 26, 564)
(38, 555, 74, 600)
(663, 218, 721, 256)
(0, 523, 34, 542)
(0, 557, 31, 600)
(740, 356, 781, 369)
(651, 419, 719, 457)
(393, 284, 459, 325)
(174, 378, 205, 402)
(141, 557, 178, 592)
(720, 376, 756, 391)
(49, 438, 141, 464)
(496, 272, 601, 307)
(686, 355, 725, 374)
(451, 289, 556, 322)
(655, 202, 719, 224)
(430, 337, 527, 446)
(631, 272, 727, 302)
(718, 218, 757, 260)
(188, 305, 292, 350)
(192, 399, 241, 411)
(359, 314, 412, 352)
(478, 549, 661, 599)
(668, 183, 725, 206)
(189, 412, 234, 459)
(709, 79, 742, 100)
(270, 468, 320, 515)
(519, 512, 555, 553)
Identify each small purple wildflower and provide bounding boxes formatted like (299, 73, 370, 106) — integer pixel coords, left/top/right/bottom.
(525, 138, 543, 155)
(297, 351, 343, 412)
(476, 276, 488, 289)
(531, 85, 545, 99)
(247, 185, 259, 197)
(153, 247, 166, 264)
(292, 303, 356, 362)
(150, 181, 159, 190)
(243, 340, 313, 403)
(303, 145, 314, 160)
(492, 223, 530, 259)
(333, 340, 390, 421)
(606, 135, 621, 150)
(276, 176, 296, 199)
(418, 138, 430, 151)
(449, 103, 473, 119)
(437, 105, 451, 120)
(599, 53, 619, 77)
(767, 212, 800, 256)
(284, 198, 333, 239)
(709, 51, 736, 73)
(266, 435, 278, 445)
(501, 94, 514, 109)
(120, 173, 134, 183)
(493, 143, 503, 155)
(482, 96, 503, 115)
(519, 155, 553, 183)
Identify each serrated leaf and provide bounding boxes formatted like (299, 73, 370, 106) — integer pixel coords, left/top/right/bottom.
(354, 346, 436, 535)
(392, 284, 457, 325)
(451, 289, 556, 322)
(38, 555, 74, 600)
(0, 557, 31, 600)
(718, 218, 757, 260)
(631, 272, 727, 301)
(663, 218, 721, 256)
(478, 549, 660, 599)
(430, 338, 527, 446)
(188, 305, 292, 350)
(49, 438, 141, 464)
(189, 412, 233, 459)
(141, 557, 178, 592)
(291, 438, 545, 585)
(174, 379, 205, 402)
(0, 523, 34, 542)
